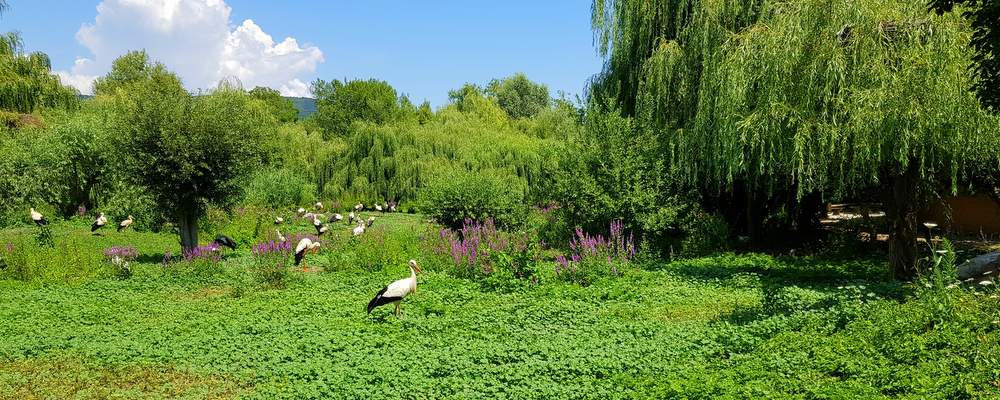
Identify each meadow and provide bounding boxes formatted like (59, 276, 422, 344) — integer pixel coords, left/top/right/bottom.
(1, 212, 997, 399)
(4, 0, 1000, 397)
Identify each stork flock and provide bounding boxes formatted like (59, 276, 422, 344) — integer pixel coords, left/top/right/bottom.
(28, 200, 417, 317)
(277, 200, 418, 316)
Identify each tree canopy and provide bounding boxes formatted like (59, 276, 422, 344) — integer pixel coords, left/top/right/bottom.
(249, 86, 298, 123)
(310, 78, 409, 138)
(929, 0, 1000, 112)
(0, 32, 78, 118)
(105, 52, 276, 250)
(591, 0, 1000, 278)
(486, 73, 551, 119)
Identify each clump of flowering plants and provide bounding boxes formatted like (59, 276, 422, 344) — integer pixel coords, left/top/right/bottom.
(103, 245, 138, 279)
(428, 218, 539, 284)
(249, 233, 315, 288)
(183, 243, 222, 263)
(555, 220, 636, 285)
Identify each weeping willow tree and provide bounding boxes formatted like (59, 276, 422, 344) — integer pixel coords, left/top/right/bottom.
(0, 32, 78, 121)
(593, 0, 1000, 279)
(318, 100, 562, 205)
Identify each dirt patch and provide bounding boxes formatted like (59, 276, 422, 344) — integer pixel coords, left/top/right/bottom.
(0, 355, 247, 399)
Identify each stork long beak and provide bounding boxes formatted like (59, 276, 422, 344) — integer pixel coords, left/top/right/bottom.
(413, 263, 422, 274)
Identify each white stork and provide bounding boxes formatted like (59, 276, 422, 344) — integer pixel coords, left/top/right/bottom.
(366, 216, 376, 228)
(29, 208, 47, 226)
(294, 237, 322, 271)
(352, 221, 366, 236)
(296, 207, 306, 216)
(274, 216, 284, 225)
(333, 213, 343, 223)
(314, 201, 324, 211)
(275, 229, 286, 243)
(313, 217, 325, 234)
(91, 212, 108, 232)
(367, 260, 422, 316)
(348, 211, 356, 225)
(117, 215, 133, 232)
(354, 203, 363, 212)
(375, 204, 383, 213)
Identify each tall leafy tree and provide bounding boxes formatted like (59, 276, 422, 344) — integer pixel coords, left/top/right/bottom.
(310, 78, 406, 138)
(592, 0, 1000, 279)
(486, 73, 551, 119)
(249, 86, 298, 123)
(105, 52, 276, 250)
(929, 0, 1000, 111)
(0, 32, 78, 117)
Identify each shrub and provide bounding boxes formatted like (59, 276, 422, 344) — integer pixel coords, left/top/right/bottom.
(679, 212, 729, 257)
(554, 220, 635, 285)
(103, 245, 138, 279)
(418, 170, 527, 229)
(428, 218, 540, 289)
(250, 239, 294, 289)
(243, 168, 315, 209)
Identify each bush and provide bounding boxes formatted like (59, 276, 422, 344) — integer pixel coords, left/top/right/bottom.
(249, 239, 296, 289)
(679, 212, 729, 257)
(553, 220, 635, 286)
(428, 218, 541, 290)
(417, 170, 527, 229)
(243, 168, 316, 209)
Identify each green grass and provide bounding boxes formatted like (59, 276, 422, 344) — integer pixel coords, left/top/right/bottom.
(1, 213, 998, 398)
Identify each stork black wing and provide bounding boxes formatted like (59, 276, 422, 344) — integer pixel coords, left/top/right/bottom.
(91, 221, 100, 232)
(213, 235, 237, 250)
(367, 286, 402, 314)
(294, 249, 305, 266)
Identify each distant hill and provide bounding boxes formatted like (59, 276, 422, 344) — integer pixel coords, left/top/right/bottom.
(79, 94, 317, 119)
(287, 97, 317, 119)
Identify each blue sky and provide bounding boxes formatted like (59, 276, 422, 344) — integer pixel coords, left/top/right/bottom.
(2, 1, 603, 106)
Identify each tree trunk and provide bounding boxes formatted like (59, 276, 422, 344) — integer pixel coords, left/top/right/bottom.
(746, 189, 763, 247)
(178, 208, 199, 252)
(887, 164, 920, 280)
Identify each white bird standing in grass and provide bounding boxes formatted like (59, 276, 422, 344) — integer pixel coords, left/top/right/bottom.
(30, 208, 47, 226)
(313, 217, 328, 235)
(333, 213, 343, 223)
(297, 207, 306, 216)
(352, 220, 366, 236)
(315, 201, 324, 211)
(274, 216, 284, 225)
(91, 212, 108, 232)
(367, 216, 376, 228)
(348, 211, 356, 225)
(294, 237, 321, 271)
(275, 229, 286, 243)
(117, 215, 133, 232)
(354, 203, 363, 212)
(375, 203, 383, 213)
(368, 260, 422, 317)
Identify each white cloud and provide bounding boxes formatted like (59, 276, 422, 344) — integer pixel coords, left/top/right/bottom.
(56, 0, 324, 97)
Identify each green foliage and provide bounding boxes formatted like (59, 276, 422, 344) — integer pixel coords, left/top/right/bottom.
(0, 32, 78, 114)
(104, 52, 276, 248)
(679, 211, 729, 257)
(310, 78, 409, 138)
(417, 169, 527, 229)
(0, 214, 998, 398)
(485, 72, 551, 119)
(930, 0, 1000, 111)
(242, 167, 315, 209)
(249, 86, 298, 123)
